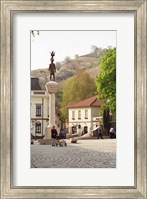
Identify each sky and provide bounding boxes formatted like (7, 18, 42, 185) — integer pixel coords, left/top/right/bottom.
(31, 31, 116, 70)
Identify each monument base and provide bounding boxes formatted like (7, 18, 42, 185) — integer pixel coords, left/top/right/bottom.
(38, 139, 52, 145)
(45, 126, 52, 139)
(45, 80, 59, 143)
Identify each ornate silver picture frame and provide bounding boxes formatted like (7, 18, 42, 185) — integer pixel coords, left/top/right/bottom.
(0, 0, 146, 198)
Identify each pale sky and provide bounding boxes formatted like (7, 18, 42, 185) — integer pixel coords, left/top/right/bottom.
(31, 31, 116, 70)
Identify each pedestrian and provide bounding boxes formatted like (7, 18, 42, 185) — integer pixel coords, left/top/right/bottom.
(109, 127, 115, 138)
(51, 126, 58, 146)
(97, 125, 103, 139)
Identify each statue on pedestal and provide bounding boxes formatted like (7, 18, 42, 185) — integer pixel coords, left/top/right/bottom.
(45, 51, 59, 140)
(48, 51, 56, 81)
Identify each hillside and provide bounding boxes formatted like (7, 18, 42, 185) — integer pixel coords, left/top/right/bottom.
(31, 49, 106, 89)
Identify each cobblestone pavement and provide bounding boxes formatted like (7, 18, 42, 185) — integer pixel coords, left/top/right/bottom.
(31, 139, 116, 168)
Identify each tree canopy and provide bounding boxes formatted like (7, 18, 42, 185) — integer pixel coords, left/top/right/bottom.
(61, 70, 97, 120)
(96, 48, 116, 114)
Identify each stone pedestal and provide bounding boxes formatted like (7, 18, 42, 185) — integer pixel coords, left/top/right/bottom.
(45, 81, 59, 139)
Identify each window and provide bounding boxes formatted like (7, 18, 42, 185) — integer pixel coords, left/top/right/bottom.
(36, 105, 41, 116)
(85, 109, 88, 119)
(78, 124, 81, 129)
(78, 110, 81, 119)
(35, 122, 41, 133)
(83, 126, 88, 134)
(72, 126, 77, 134)
(72, 111, 75, 120)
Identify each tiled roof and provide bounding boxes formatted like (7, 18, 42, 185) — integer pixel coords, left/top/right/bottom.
(67, 96, 102, 108)
(31, 77, 42, 90)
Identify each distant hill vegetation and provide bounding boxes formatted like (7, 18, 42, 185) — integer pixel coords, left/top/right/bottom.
(31, 47, 109, 89)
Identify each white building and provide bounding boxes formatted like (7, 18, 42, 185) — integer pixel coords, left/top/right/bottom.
(68, 96, 103, 135)
(31, 77, 49, 138)
(31, 77, 61, 139)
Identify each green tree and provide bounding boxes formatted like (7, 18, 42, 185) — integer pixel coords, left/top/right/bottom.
(103, 108, 110, 132)
(96, 48, 116, 115)
(61, 70, 97, 120)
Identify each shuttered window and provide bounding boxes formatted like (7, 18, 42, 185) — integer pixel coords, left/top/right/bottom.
(36, 105, 41, 116)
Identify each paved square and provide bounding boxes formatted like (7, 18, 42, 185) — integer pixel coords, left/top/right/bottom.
(31, 139, 116, 168)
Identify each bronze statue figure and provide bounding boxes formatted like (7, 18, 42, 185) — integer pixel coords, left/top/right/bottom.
(49, 51, 56, 81)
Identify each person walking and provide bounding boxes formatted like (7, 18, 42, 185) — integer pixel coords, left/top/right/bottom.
(51, 126, 58, 146)
(109, 127, 116, 138)
(97, 125, 103, 139)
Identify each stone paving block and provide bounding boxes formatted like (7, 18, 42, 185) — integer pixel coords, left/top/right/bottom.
(31, 139, 116, 168)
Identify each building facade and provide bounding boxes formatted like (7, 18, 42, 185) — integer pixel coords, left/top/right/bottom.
(31, 77, 61, 139)
(68, 96, 103, 135)
(31, 77, 49, 138)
